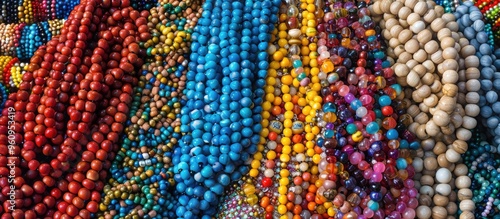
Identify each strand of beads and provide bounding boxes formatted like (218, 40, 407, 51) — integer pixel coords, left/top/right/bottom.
(9, 61, 26, 88)
(0, 56, 13, 83)
(223, 0, 326, 217)
(454, 2, 500, 153)
(455, 2, 500, 218)
(313, 1, 419, 218)
(99, 1, 202, 218)
(0, 24, 16, 56)
(371, 0, 479, 218)
(0, 83, 7, 111)
(218, 3, 287, 218)
(18, 0, 34, 23)
(464, 130, 500, 218)
(0, 0, 150, 218)
(171, 0, 279, 216)
(2, 57, 18, 89)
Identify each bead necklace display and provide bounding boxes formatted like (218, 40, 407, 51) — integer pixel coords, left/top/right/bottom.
(0, 0, 150, 217)
(237, 0, 327, 218)
(171, 0, 279, 216)
(371, 0, 479, 218)
(314, 1, 418, 218)
(99, 1, 202, 218)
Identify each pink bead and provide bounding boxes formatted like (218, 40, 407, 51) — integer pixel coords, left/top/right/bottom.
(404, 179, 414, 188)
(402, 209, 415, 219)
(300, 78, 310, 86)
(361, 115, 372, 125)
(363, 209, 374, 218)
(349, 152, 362, 165)
(318, 39, 326, 46)
(265, 160, 275, 169)
(364, 169, 373, 179)
(371, 172, 382, 182)
(407, 198, 418, 209)
(358, 160, 370, 170)
(338, 85, 350, 96)
(408, 188, 418, 198)
(324, 12, 334, 22)
(359, 94, 373, 106)
(373, 162, 385, 173)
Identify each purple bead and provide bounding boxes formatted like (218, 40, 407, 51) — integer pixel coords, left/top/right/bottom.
(326, 123, 334, 129)
(374, 210, 385, 219)
(396, 202, 407, 213)
(388, 149, 398, 159)
(388, 211, 402, 219)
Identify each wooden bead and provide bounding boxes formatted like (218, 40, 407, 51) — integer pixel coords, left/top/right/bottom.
(442, 84, 458, 97)
(416, 206, 432, 219)
(446, 202, 458, 215)
(440, 37, 455, 49)
(432, 206, 447, 219)
(423, 9, 437, 23)
(431, 18, 446, 33)
(456, 128, 472, 141)
(417, 29, 432, 44)
(406, 70, 420, 87)
(404, 39, 420, 54)
(459, 211, 474, 219)
(425, 120, 440, 136)
(459, 200, 475, 212)
(445, 148, 461, 163)
(424, 40, 439, 54)
(390, 1, 404, 15)
(455, 176, 471, 189)
(380, 0, 392, 13)
(404, 0, 418, 9)
(442, 70, 459, 84)
(398, 29, 413, 44)
(398, 6, 412, 20)
(411, 21, 426, 34)
(457, 188, 472, 200)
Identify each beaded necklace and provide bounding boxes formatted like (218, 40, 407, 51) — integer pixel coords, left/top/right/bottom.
(455, 2, 500, 152)
(314, 1, 419, 218)
(99, 1, 201, 218)
(0, 0, 151, 218)
(171, 0, 279, 216)
(465, 130, 500, 218)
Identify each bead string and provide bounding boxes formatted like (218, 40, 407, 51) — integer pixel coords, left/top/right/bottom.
(372, 0, 479, 217)
(0, 0, 150, 217)
(171, 0, 280, 216)
(99, 0, 202, 218)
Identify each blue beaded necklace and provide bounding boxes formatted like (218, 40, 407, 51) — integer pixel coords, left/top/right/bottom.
(171, 0, 279, 217)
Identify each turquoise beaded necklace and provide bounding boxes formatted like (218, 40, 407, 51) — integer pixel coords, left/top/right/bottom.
(171, 0, 280, 217)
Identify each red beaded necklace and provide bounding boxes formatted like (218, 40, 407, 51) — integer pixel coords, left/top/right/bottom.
(0, 0, 149, 218)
